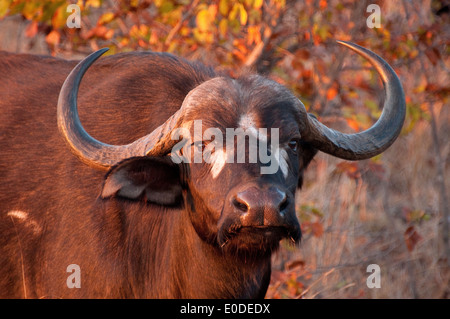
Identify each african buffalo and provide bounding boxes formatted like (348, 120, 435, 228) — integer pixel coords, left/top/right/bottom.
(0, 41, 405, 298)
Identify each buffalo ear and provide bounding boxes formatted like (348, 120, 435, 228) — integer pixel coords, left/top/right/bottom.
(101, 156, 183, 206)
(297, 141, 318, 189)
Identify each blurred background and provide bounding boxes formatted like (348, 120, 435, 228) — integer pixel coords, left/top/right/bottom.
(0, 0, 448, 298)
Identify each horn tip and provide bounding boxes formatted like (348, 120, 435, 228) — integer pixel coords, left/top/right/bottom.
(336, 40, 360, 50)
(94, 47, 109, 57)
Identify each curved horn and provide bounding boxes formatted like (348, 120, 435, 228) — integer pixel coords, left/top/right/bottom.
(302, 41, 406, 160)
(57, 48, 184, 170)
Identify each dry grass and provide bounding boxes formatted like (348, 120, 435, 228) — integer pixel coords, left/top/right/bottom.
(268, 112, 449, 299)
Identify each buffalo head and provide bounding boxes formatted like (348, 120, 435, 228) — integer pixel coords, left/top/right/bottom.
(57, 41, 405, 258)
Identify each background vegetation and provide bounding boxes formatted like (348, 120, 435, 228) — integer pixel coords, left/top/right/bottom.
(0, 0, 448, 298)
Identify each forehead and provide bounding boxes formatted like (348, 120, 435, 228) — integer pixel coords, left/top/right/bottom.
(183, 75, 302, 134)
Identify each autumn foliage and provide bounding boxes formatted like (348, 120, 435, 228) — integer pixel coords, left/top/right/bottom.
(0, 0, 448, 298)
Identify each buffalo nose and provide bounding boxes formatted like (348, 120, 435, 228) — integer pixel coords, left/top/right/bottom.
(232, 186, 288, 226)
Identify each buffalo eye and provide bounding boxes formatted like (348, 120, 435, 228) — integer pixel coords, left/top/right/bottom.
(193, 140, 206, 153)
(288, 139, 299, 153)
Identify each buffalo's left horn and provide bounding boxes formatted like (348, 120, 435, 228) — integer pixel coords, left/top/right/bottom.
(302, 41, 406, 160)
(57, 48, 185, 170)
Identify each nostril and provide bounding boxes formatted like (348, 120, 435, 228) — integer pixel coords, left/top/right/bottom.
(233, 197, 249, 213)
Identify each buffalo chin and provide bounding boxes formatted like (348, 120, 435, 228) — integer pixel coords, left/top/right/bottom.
(218, 226, 301, 258)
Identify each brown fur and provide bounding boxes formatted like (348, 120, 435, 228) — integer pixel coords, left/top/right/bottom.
(0, 50, 315, 298)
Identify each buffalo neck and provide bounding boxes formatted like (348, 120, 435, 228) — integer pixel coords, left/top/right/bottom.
(169, 206, 272, 298)
(115, 200, 272, 298)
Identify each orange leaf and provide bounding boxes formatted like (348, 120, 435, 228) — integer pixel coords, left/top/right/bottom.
(25, 21, 38, 38)
(98, 12, 115, 25)
(219, 0, 229, 16)
(45, 30, 60, 46)
(335, 162, 360, 179)
(247, 25, 261, 45)
(208, 4, 218, 19)
(219, 19, 228, 38)
(95, 26, 114, 39)
(326, 86, 338, 100)
(149, 30, 159, 44)
(138, 39, 147, 48)
(0, 0, 10, 18)
(346, 118, 360, 131)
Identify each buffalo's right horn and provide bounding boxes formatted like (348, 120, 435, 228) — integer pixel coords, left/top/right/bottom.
(57, 48, 186, 170)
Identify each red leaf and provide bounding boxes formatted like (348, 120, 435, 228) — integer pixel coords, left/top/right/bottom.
(404, 226, 422, 252)
(424, 47, 440, 65)
(286, 259, 305, 271)
(311, 221, 324, 237)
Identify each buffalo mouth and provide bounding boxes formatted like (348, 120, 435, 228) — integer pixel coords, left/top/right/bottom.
(217, 224, 301, 257)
